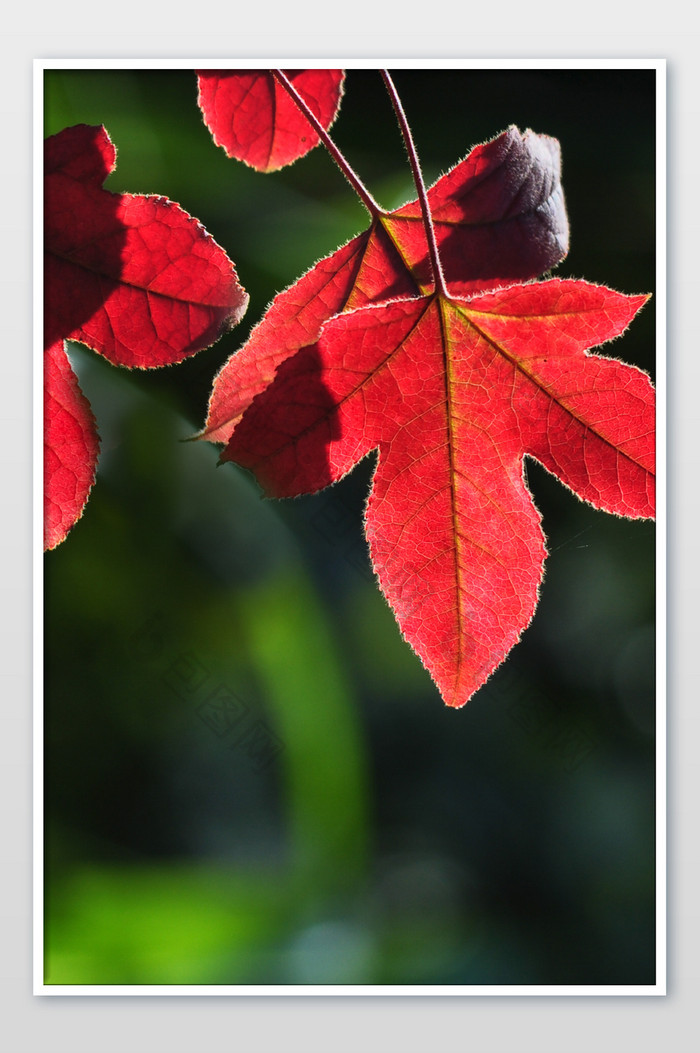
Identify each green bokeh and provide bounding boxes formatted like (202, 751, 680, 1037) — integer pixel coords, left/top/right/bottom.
(44, 68, 656, 986)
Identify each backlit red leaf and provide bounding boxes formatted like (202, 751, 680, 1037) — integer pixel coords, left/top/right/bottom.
(45, 124, 249, 368)
(44, 123, 248, 548)
(223, 280, 654, 708)
(202, 126, 568, 443)
(196, 69, 345, 172)
(44, 339, 100, 551)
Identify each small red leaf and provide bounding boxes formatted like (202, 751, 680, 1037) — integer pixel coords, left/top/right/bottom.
(45, 121, 115, 185)
(44, 124, 249, 549)
(196, 69, 345, 172)
(201, 127, 568, 443)
(44, 339, 100, 551)
(223, 280, 654, 708)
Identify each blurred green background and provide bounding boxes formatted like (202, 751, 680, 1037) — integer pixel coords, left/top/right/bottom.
(43, 67, 656, 986)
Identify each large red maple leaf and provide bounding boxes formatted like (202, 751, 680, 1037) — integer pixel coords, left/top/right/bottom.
(44, 123, 248, 550)
(196, 69, 345, 172)
(222, 281, 654, 708)
(200, 126, 569, 443)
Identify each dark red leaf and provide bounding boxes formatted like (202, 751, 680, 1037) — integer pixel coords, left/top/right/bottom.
(44, 123, 248, 548)
(196, 69, 345, 172)
(44, 339, 100, 551)
(223, 280, 654, 708)
(201, 126, 568, 443)
(384, 125, 568, 297)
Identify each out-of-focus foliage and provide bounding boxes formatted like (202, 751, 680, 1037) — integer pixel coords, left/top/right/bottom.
(44, 68, 656, 986)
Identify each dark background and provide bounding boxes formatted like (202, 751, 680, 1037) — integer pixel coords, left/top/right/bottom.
(44, 67, 656, 985)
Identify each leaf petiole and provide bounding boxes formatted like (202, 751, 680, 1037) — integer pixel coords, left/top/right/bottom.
(380, 70, 448, 299)
(271, 69, 383, 219)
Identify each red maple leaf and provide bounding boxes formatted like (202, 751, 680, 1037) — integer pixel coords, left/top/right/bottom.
(44, 123, 248, 550)
(222, 281, 655, 708)
(196, 69, 345, 172)
(201, 126, 569, 443)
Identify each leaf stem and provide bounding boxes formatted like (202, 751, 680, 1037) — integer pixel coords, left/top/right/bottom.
(380, 70, 448, 298)
(271, 69, 383, 218)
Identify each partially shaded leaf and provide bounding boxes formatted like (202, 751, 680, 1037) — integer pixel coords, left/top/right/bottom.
(45, 124, 249, 368)
(223, 280, 654, 707)
(44, 123, 248, 548)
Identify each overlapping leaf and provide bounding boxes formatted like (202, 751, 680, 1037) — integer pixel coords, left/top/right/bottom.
(201, 126, 569, 443)
(223, 280, 654, 707)
(44, 123, 248, 549)
(196, 69, 345, 172)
